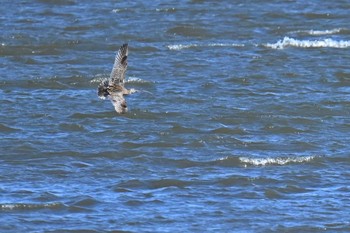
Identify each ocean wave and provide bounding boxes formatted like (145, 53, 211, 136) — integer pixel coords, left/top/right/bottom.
(0, 123, 19, 133)
(266, 37, 350, 49)
(167, 43, 244, 51)
(238, 155, 318, 166)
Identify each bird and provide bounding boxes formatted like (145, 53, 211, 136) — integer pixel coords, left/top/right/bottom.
(97, 43, 136, 114)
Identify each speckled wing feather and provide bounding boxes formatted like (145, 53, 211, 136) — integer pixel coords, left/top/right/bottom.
(109, 43, 128, 85)
(109, 92, 127, 114)
(97, 79, 109, 99)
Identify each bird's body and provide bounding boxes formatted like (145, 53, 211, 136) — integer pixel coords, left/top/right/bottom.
(98, 43, 136, 114)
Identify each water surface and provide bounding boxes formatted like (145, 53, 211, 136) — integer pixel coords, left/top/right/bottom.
(1, 1, 350, 232)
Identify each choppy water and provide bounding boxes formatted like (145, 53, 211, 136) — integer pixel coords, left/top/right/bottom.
(1, 1, 350, 232)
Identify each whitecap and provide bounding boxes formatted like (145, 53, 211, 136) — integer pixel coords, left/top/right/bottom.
(167, 43, 244, 51)
(266, 37, 350, 49)
(126, 77, 151, 84)
(239, 155, 318, 166)
(207, 43, 245, 47)
(293, 28, 344, 36)
(90, 75, 150, 84)
(167, 44, 199, 50)
(156, 7, 176, 12)
(90, 74, 107, 84)
(0, 202, 62, 210)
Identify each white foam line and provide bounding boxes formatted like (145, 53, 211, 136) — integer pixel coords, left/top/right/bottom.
(90, 76, 150, 84)
(239, 155, 317, 166)
(0, 202, 61, 210)
(125, 77, 151, 84)
(293, 28, 344, 36)
(167, 44, 196, 50)
(305, 28, 343, 35)
(90, 77, 105, 83)
(167, 43, 244, 50)
(266, 37, 350, 49)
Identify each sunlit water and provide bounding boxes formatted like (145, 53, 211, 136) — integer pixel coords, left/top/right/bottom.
(1, 1, 350, 232)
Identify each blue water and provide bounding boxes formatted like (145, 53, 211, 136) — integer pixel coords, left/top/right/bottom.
(1, 1, 350, 232)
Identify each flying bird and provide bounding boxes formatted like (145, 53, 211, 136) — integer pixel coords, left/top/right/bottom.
(98, 43, 136, 114)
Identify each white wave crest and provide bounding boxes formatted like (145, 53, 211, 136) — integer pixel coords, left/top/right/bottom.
(168, 43, 244, 50)
(294, 28, 343, 36)
(126, 77, 150, 84)
(0, 202, 61, 210)
(266, 37, 350, 49)
(90, 76, 150, 84)
(239, 155, 317, 166)
(306, 28, 342, 35)
(168, 44, 197, 50)
(111, 9, 121, 13)
(90, 74, 107, 84)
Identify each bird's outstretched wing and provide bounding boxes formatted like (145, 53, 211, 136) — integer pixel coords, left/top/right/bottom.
(109, 43, 128, 85)
(109, 92, 127, 114)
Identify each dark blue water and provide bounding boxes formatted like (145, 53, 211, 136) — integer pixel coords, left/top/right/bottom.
(1, 1, 350, 232)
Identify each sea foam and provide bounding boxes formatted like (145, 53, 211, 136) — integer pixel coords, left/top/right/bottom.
(293, 28, 344, 36)
(126, 77, 151, 84)
(168, 43, 244, 50)
(266, 37, 350, 49)
(0, 202, 62, 210)
(90, 76, 149, 84)
(238, 155, 318, 166)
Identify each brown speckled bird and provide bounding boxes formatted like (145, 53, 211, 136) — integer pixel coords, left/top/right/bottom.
(98, 43, 136, 114)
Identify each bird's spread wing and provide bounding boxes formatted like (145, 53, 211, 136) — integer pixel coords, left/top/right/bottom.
(109, 43, 128, 85)
(109, 92, 127, 114)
